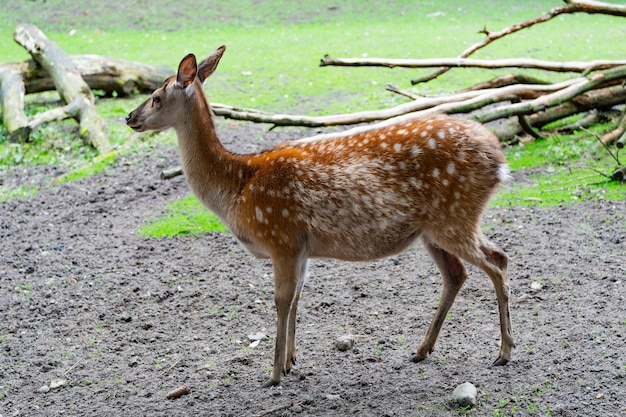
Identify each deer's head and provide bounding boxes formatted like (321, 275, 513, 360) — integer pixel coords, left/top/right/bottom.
(126, 45, 226, 132)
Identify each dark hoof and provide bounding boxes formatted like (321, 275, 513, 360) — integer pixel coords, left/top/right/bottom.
(491, 356, 509, 367)
(261, 378, 280, 388)
(411, 354, 426, 363)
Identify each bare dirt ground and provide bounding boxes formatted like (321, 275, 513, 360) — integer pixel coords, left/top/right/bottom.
(1, 121, 625, 417)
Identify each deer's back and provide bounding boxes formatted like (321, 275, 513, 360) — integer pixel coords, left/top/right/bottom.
(231, 115, 506, 260)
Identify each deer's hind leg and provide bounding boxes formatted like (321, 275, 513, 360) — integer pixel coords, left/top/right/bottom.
(413, 233, 469, 363)
(439, 231, 514, 366)
(473, 238, 514, 365)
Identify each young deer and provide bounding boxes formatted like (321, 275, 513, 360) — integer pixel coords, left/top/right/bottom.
(126, 45, 514, 387)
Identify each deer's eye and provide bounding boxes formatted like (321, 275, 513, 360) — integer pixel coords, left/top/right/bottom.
(152, 96, 161, 106)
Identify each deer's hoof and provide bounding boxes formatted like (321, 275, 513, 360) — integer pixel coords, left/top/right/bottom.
(411, 353, 427, 363)
(261, 378, 280, 388)
(491, 356, 509, 367)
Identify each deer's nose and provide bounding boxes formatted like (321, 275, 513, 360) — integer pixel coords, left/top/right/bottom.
(125, 113, 132, 123)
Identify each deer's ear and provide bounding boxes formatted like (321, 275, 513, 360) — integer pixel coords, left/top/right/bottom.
(198, 45, 226, 83)
(176, 53, 198, 88)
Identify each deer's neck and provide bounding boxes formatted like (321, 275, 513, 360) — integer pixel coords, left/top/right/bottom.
(175, 96, 248, 221)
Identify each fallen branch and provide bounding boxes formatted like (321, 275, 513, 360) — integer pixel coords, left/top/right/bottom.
(472, 66, 626, 124)
(320, 56, 626, 73)
(492, 87, 626, 142)
(211, 79, 580, 127)
(462, 74, 552, 91)
(0, 55, 172, 96)
(14, 23, 111, 153)
(165, 385, 190, 400)
(161, 166, 184, 180)
(601, 103, 626, 145)
(581, 126, 625, 181)
(556, 110, 604, 133)
(385, 83, 421, 100)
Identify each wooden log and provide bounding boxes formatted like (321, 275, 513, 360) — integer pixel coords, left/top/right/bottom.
(0, 55, 172, 96)
(13, 23, 111, 153)
(491, 86, 626, 141)
(601, 105, 626, 146)
(472, 66, 626, 124)
(0, 68, 29, 141)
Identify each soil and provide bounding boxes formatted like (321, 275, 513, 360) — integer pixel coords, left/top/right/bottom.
(1, 121, 625, 417)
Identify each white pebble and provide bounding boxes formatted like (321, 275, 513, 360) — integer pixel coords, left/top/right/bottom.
(335, 335, 355, 351)
(452, 381, 477, 407)
(49, 379, 68, 390)
(247, 332, 268, 342)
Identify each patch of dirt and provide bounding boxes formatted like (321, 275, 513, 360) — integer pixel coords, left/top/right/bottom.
(1, 121, 625, 417)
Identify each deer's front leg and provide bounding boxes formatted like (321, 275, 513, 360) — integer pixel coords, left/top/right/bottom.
(286, 259, 309, 373)
(262, 252, 308, 388)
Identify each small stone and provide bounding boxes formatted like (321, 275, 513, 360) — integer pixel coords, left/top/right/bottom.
(38, 385, 50, 393)
(49, 379, 68, 390)
(530, 281, 543, 290)
(119, 312, 132, 322)
(452, 382, 477, 407)
(335, 335, 355, 351)
(247, 332, 267, 342)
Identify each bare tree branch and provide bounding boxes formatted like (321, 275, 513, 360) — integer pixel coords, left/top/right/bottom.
(320, 56, 626, 73)
(211, 79, 580, 127)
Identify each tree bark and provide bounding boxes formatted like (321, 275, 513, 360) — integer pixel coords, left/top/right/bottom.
(13, 23, 111, 153)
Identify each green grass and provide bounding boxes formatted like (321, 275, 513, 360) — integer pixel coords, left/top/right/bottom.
(493, 124, 625, 207)
(139, 194, 228, 237)
(55, 151, 117, 184)
(0, 183, 38, 202)
(2, 1, 624, 115)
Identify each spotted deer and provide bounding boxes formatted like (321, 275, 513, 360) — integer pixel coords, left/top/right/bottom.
(126, 45, 514, 387)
